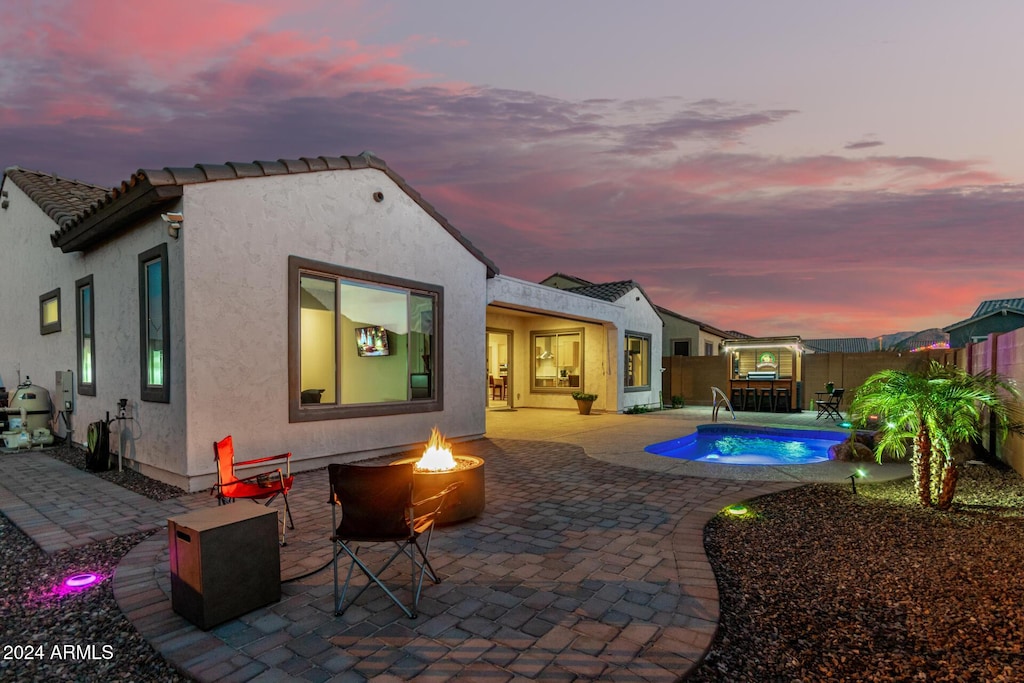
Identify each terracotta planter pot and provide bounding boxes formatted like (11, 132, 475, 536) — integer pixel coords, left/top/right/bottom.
(576, 399, 594, 415)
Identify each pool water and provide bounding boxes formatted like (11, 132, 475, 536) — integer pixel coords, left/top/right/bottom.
(645, 424, 846, 465)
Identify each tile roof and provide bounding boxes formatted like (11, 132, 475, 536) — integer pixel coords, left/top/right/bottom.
(654, 305, 731, 338)
(803, 337, 876, 354)
(564, 280, 639, 303)
(540, 272, 594, 288)
(973, 298, 1024, 317)
(6, 153, 498, 276)
(944, 298, 1024, 332)
(3, 168, 110, 229)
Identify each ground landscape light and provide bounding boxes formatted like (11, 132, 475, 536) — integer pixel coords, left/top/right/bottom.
(63, 573, 99, 589)
(726, 504, 748, 516)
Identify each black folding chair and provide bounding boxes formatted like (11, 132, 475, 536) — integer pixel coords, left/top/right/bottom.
(815, 388, 845, 421)
(328, 463, 458, 618)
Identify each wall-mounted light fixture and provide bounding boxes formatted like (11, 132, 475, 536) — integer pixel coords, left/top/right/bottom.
(161, 212, 184, 239)
(1, 189, 8, 210)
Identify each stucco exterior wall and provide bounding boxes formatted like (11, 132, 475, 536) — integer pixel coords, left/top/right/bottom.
(486, 276, 662, 412)
(180, 169, 488, 490)
(618, 292, 664, 410)
(486, 277, 619, 411)
(660, 314, 725, 357)
(0, 181, 187, 483)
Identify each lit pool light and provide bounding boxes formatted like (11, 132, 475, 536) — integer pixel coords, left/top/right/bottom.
(63, 573, 99, 589)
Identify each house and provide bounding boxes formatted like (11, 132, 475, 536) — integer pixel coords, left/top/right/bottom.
(943, 299, 1024, 348)
(487, 277, 663, 413)
(1, 154, 496, 491)
(1, 154, 664, 491)
(655, 305, 731, 358)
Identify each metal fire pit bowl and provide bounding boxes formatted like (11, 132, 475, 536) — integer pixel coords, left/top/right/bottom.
(391, 455, 485, 525)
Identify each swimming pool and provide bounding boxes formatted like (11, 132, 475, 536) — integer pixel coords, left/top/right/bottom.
(645, 424, 846, 465)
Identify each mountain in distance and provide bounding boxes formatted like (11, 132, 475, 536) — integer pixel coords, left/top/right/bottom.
(875, 331, 917, 349)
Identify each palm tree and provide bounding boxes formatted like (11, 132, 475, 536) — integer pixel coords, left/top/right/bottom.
(849, 360, 1019, 509)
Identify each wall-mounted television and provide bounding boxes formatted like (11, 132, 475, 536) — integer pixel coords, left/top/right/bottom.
(355, 325, 390, 357)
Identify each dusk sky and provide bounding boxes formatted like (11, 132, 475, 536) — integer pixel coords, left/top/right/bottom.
(3, 1, 1023, 339)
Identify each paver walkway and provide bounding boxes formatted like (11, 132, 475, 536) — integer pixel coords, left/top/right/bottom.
(0, 408, 911, 681)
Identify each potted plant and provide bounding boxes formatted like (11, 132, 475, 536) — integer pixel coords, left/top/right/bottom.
(571, 391, 598, 415)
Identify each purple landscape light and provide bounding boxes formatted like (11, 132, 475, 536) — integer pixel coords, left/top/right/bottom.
(64, 573, 99, 589)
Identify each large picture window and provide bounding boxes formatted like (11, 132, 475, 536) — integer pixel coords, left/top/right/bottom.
(624, 332, 651, 390)
(76, 275, 95, 396)
(288, 256, 442, 422)
(39, 288, 61, 335)
(531, 329, 583, 392)
(139, 244, 170, 403)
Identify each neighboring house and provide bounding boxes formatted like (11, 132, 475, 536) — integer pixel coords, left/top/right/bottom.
(528, 275, 664, 411)
(943, 298, 1024, 348)
(1, 154, 496, 491)
(655, 305, 730, 358)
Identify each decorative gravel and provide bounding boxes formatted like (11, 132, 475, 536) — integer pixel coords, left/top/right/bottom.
(48, 441, 187, 501)
(688, 460, 1024, 682)
(0, 442, 190, 682)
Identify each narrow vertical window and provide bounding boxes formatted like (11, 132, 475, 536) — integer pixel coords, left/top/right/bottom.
(624, 332, 651, 390)
(139, 244, 170, 402)
(299, 275, 337, 405)
(39, 288, 61, 334)
(76, 275, 96, 396)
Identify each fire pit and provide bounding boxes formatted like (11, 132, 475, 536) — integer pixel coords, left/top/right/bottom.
(392, 428, 485, 525)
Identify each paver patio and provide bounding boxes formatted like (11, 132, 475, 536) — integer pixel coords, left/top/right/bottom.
(0, 407, 911, 681)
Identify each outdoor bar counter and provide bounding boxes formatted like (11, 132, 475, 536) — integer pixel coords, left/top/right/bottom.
(727, 376, 796, 411)
(722, 335, 806, 412)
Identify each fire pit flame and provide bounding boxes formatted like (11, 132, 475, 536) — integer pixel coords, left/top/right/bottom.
(416, 427, 457, 472)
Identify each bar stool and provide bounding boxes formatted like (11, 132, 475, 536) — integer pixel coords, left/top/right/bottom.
(774, 387, 791, 413)
(730, 387, 744, 410)
(758, 387, 774, 412)
(743, 387, 758, 411)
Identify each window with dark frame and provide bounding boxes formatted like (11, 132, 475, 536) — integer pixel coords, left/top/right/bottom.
(39, 288, 61, 335)
(672, 339, 690, 356)
(76, 275, 95, 396)
(288, 255, 443, 422)
(624, 332, 651, 390)
(138, 244, 170, 403)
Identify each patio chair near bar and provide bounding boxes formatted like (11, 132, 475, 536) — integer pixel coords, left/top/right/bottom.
(815, 388, 845, 421)
(328, 463, 460, 619)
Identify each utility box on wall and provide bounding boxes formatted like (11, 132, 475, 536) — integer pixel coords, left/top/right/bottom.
(55, 369, 73, 412)
(168, 505, 281, 630)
